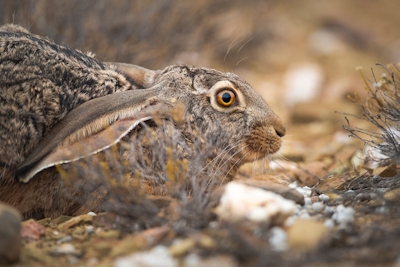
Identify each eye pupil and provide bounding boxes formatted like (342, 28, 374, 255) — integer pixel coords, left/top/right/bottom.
(222, 92, 231, 103)
(215, 89, 236, 107)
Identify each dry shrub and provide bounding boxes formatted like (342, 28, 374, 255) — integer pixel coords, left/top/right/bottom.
(344, 63, 400, 166)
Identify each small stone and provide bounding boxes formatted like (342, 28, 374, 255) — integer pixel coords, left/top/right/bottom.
(304, 197, 312, 206)
(97, 230, 121, 239)
(323, 219, 335, 229)
(235, 179, 305, 205)
(168, 238, 196, 257)
(332, 205, 355, 225)
(299, 211, 311, 219)
(355, 192, 376, 201)
(85, 225, 95, 234)
(311, 202, 324, 213)
(384, 188, 400, 202)
(295, 186, 312, 198)
(184, 254, 238, 267)
(0, 202, 22, 264)
(115, 245, 177, 267)
(324, 206, 336, 216)
(55, 243, 77, 255)
(343, 190, 356, 199)
(56, 235, 72, 245)
(287, 219, 327, 250)
(318, 194, 330, 202)
(269, 227, 288, 251)
(284, 63, 323, 106)
(214, 182, 296, 225)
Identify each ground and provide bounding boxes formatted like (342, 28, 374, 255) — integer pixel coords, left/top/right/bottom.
(2, 1, 400, 266)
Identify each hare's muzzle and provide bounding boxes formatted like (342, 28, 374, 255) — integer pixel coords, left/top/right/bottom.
(241, 113, 285, 162)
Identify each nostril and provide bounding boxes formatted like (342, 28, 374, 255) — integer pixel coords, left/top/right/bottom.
(275, 125, 286, 137)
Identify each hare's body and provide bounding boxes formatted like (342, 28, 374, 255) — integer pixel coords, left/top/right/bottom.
(0, 24, 133, 171)
(0, 25, 285, 219)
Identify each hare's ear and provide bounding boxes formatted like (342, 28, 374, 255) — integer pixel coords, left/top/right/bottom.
(105, 62, 160, 88)
(16, 89, 171, 183)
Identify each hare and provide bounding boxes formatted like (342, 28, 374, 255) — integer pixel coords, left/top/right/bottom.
(0, 24, 285, 219)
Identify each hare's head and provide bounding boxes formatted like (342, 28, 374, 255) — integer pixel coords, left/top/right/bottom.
(17, 63, 285, 183)
(151, 65, 285, 162)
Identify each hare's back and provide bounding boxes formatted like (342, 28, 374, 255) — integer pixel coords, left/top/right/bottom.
(0, 27, 130, 172)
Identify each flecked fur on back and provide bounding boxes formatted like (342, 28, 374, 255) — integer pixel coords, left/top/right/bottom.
(0, 24, 134, 175)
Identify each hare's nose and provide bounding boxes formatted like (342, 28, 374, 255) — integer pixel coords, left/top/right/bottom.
(272, 116, 286, 137)
(275, 124, 286, 137)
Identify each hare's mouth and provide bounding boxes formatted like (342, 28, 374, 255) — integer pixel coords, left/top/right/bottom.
(241, 127, 283, 162)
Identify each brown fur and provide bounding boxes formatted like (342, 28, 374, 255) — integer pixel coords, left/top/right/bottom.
(0, 25, 286, 219)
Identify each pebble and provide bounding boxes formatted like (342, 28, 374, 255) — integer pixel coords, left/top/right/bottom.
(343, 190, 356, 199)
(0, 202, 22, 263)
(115, 245, 177, 267)
(287, 219, 327, 251)
(311, 202, 324, 213)
(304, 197, 312, 206)
(290, 183, 312, 198)
(284, 63, 324, 106)
(318, 194, 330, 202)
(323, 219, 335, 229)
(355, 192, 377, 201)
(184, 254, 238, 267)
(324, 206, 336, 216)
(55, 243, 77, 255)
(332, 205, 355, 227)
(269, 227, 288, 251)
(56, 235, 72, 245)
(85, 225, 95, 234)
(214, 182, 296, 224)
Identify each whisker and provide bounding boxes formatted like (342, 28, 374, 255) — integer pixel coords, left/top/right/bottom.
(224, 34, 244, 63)
(219, 149, 251, 185)
(238, 35, 255, 52)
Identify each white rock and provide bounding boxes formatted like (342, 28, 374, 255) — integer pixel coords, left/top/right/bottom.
(295, 186, 312, 198)
(284, 63, 324, 106)
(184, 253, 201, 267)
(332, 205, 355, 225)
(308, 29, 344, 55)
(85, 225, 95, 234)
(299, 211, 310, 219)
(311, 202, 324, 213)
(55, 243, 76, 255)
(115, 246, 177, 267)
(284, 216, 297, 227)
(324, 206, 336, 215)
(269, 227, 288, 251)
(214, 182, 296, 224)
(318, 194, 330, 202)
(304, 197, 312, 206)
(323, 219, 335, 229)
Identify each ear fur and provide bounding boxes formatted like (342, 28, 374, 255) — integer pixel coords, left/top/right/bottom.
(16, 88, 171, 183)
(105, 62, 160, 88)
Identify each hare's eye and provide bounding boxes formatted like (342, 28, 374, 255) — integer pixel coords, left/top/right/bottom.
(216, 90, 236, 107)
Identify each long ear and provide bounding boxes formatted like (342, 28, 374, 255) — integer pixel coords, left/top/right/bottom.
(105, 62, 159, 88)
(16, 89, 172, 183)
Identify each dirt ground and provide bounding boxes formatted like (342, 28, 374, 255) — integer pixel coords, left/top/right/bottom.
(2, 1, 400, 266)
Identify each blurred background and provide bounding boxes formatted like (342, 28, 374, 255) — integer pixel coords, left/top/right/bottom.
(1, 0, 400, 167)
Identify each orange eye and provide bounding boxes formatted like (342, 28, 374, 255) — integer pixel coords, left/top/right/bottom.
(216, 90, 236, 107)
